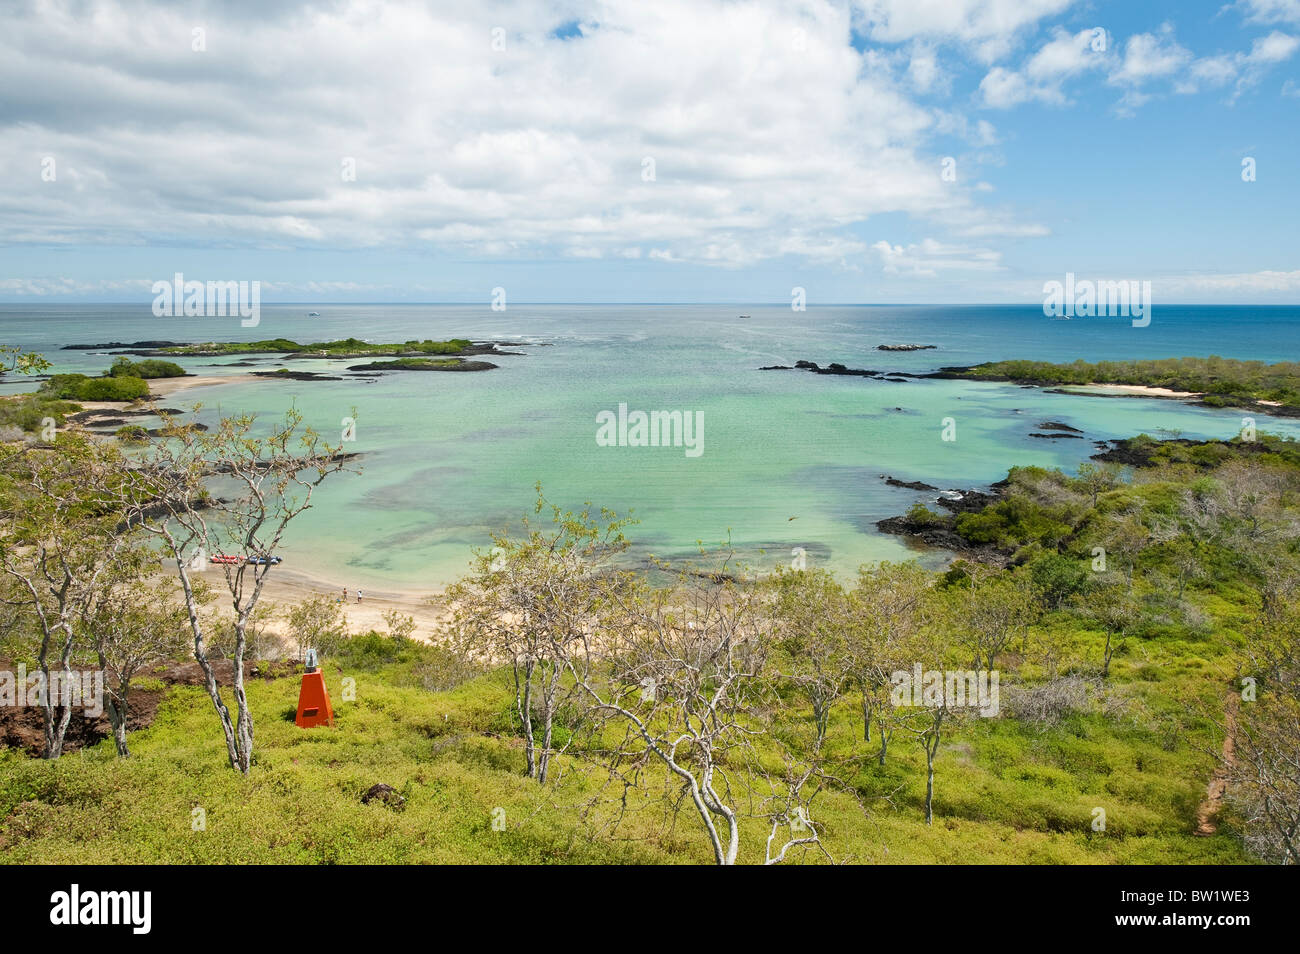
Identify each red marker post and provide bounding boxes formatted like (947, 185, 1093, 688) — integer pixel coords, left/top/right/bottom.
(295, 648, 334, 728)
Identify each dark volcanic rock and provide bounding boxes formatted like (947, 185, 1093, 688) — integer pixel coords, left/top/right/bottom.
(62, 340, 186, 350)
(877, 344, 936, 351)
(883, 475, 938, 491)
(252, 369, 345, 381)
(346, 359, 498, 372)
(1029, 432, 1085, 439)
(935, 488, 1002, 514)
(1037, 421, 1084, 433)
(360, 784, 406, 811)
(788, 360, 879, 377)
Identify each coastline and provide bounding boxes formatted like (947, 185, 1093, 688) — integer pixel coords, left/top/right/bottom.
(189, 563, 450, 643)
(1065, 382, 1202, 399)
(149, 373, 256, 399)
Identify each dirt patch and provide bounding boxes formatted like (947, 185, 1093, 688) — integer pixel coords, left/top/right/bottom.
(0, 656, 296, 757)
(1194, 692, 1239, 837)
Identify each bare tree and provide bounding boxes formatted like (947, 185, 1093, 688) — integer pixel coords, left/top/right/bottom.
(948, 569, 1039, 672)
(572, 579, 826, 868)
(444, 489, 632, 785)
(83, 577, 197, 756)
(765, 567, 853, 742)
(117, 408, 353, 774)
(849, 561, 932, 765)
(1074, 579, 1140, 679)
(896, 624, 967, 826)
(1230, 598, 1300, 864)
(0, 433, 140, 758)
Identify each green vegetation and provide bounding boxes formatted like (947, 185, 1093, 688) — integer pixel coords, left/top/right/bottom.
(0, 394, 80, 434)
(114, 424, 148, 443)
(950, 355, 1300, 412)
(0, 624, 1253, 864)
(156, 337, 475, 357)
(106, 356, 186, 379)
(33, 353, 186, 403)
(349, 357, 496, 372)
(41, 373, 149, 402)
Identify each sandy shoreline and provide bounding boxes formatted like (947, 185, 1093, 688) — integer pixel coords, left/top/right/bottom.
(117, 373, 452, 641)
(190, 563, 451, 644)
(1063, 383, 1203, 399)
(149, 373, 257, 399)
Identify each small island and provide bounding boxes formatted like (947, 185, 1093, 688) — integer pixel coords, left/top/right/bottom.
(935, 356, 1300, 416)
(139, 337, 516, 372)
(761, 354, 1300, 418)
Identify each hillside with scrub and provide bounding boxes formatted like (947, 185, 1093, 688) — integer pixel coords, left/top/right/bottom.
(2, 414, 1298, 864)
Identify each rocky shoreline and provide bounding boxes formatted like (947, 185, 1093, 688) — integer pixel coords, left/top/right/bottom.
(762, 357, 1300, 418)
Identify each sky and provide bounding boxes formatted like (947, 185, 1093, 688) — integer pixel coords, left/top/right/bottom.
(1, 0, 1298, 305)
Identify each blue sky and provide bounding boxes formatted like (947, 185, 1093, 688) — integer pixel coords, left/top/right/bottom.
(1, 0, 1297, 304)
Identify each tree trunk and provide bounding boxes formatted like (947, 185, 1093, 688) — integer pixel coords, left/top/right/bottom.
(195, 648, 241, 770)
(537, 662, 561, 785)
(924, 711, 943, 825)
(174, 561, 243, 771)
(925, 757, 935, 825)
(98, 657, 131, 758)
(516, 657, 536, 778)
(107, 697, 130, 757)
(41, 620, 77, 760)
(813, 696, 829, 742)
(861, 692, 871, 742)
(232, 612, 253, 774)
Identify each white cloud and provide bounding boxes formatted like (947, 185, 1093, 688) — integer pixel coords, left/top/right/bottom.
(0, 0, 1045, 271)
(871, 237, 1003, 276)
(1110, 27, 1192, 86)
(1183, 55, 1239, 89)
(979, 27, 1109, 108)
(853, 0, 1075, 61)
(1234, 0, 1300, 26)
(906, 43, 942, 93)
(979, 66, 1062, 108)
(1160, 269, 1300, 293)
(1248, 29, 1300, 61)
(1025, 27, 1109, 80)
(1176, 30, 1299, 97)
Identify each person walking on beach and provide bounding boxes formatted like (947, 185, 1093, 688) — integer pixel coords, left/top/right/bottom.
(341, 587, 347, 603)
(356, 589, 363, 603)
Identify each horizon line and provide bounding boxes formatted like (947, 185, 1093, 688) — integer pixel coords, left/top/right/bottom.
(3, 301, 1300, 308)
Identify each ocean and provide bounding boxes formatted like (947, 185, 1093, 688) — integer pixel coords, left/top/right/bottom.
(3, 303, 1299, 589)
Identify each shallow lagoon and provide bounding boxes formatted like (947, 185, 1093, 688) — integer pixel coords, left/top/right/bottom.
(4, 303, 1299, 588)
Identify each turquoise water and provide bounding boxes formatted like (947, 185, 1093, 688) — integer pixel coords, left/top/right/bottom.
(3, 304, 1299, 588)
